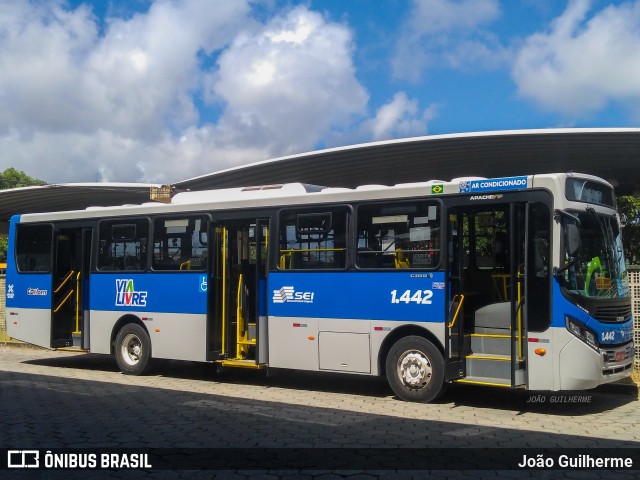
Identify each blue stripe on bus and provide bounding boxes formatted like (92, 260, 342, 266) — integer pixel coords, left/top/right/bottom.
(267, 271, 446, 322)
(6, 273, 52, 309)
(552, 279, 633, 344)
(89, 273, 207, 314)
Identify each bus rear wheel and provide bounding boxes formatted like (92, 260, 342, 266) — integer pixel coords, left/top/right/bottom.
(385, 336, 445, 402)
(115, 323, 153, 375)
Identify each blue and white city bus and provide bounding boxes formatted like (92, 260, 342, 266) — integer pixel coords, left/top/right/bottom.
(5, 172, 633, 402)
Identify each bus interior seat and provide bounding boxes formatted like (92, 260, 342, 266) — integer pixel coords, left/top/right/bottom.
(394, 249, 410, 268)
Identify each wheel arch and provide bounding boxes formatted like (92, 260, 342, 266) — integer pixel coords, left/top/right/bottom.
(377, 324, 444, 377)
(110, 314, 149, 355)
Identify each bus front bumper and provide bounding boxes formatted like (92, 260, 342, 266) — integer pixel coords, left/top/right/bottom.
(559, 338, 633, 390)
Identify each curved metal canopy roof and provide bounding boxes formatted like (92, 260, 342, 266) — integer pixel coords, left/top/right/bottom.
(174, 128, 640, 195)
(0, 183, 157, 226)
(0, 129, 638, 229)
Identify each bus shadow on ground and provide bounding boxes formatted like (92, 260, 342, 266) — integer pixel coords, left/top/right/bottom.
(2, 368, 640, 463)
(24, 352, 638, 416)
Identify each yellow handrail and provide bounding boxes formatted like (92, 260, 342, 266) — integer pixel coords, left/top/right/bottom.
(448, 294, 465, 328)
(54, 270, 75, 294)
(236, 274, 245, 359)
(73, 272, 81, 334)
(279, 248, 346, 253)
(279, 252, 292, 269)
(279, 247, 345, 269)
(54, 289, 74, 313)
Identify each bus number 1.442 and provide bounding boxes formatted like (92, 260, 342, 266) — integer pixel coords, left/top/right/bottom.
(390, 289, 433, 305)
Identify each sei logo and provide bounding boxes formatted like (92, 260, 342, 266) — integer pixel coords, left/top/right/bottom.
(272, 286, 315, 304)
(390, 289, 433, 305)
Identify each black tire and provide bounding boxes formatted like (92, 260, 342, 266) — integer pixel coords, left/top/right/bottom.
(385, 335, 445, 402)
(114, 323, 153, 375)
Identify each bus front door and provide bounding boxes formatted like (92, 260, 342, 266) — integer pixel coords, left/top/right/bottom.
(209, 219, 268, 368)
(51, 227, 92, 349)
(445, 201, 528, 388)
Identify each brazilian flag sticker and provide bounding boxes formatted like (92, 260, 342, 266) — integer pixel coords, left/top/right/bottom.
(431, 184, 444, 194)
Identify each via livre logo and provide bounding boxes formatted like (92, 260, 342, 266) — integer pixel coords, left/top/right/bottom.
(115, 279, 148, 307)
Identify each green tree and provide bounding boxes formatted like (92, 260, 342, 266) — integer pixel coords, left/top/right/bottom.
(0, 168, 46, 261)
(0, 237, 6, 263)
(618, 195, 640, 266)
(0, 167, 46, 189)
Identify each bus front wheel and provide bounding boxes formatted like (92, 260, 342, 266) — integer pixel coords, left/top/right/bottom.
(115, 323, 153, 375)
(385, 336, 445, 402)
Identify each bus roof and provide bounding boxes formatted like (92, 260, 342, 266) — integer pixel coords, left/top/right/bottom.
(12, 172, 613, 224)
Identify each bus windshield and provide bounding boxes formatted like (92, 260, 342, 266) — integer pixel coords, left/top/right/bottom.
(560, 209, 629, 300)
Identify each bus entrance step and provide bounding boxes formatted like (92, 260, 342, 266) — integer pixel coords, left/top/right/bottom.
(465, 354, 511, 378)
(57, 346, 88, 352)
(219, 359, 265, 369)
(454, 376, 511, 387)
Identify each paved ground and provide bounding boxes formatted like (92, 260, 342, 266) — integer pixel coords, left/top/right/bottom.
(0, 345, 638, 479)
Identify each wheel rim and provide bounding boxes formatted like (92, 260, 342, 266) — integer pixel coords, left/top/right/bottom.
(120, 333, 143, 366)
(397, 350, 432, 390)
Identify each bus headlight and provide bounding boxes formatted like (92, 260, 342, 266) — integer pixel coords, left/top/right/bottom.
(566, 316, 599, 352)
(584, 330, 597, 348)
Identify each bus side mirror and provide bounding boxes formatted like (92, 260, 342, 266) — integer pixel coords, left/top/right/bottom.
(566, 224, 580, 257)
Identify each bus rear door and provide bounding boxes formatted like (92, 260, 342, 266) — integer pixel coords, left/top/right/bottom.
(209, 218, 268, 368)
(51, 227, 92, 349)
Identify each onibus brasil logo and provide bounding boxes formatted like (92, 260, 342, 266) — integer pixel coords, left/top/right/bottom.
(115, 279, 148, 307)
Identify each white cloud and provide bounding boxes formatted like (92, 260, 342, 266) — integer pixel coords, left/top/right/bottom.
(203, 6, 369, 164)
(512, 0, 640, 117)
(0, 0, 252, 182)
(393, 0, 507, 81)
(363, 92, 437, 141)
(0, 1, 375, 184)
(409, 0, 500, 34)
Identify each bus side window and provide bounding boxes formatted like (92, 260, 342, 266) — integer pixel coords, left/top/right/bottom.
(278, 207, 349, 270)
(356, 201, 440, 269)
(97, 219, 149, 272)
(152, 216, 208, 271)
(16, 224, 53, 273)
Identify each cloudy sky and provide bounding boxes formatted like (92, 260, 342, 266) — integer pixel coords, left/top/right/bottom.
(1, 0, 639, 184)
